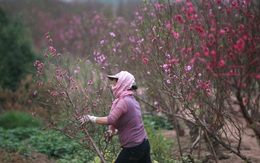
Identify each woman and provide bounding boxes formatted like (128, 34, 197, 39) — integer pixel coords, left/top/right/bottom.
(79, 71, 151, 163)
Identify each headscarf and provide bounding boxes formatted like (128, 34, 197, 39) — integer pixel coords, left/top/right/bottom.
(111, 71, 135, 110)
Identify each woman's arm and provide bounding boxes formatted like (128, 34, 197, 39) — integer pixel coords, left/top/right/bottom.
(80, 100, 127, 125)
(95, 117, 108, 125)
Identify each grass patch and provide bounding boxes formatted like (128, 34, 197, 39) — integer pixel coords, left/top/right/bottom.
(0, 127, 93, 162)
(0, 111, 42, 129)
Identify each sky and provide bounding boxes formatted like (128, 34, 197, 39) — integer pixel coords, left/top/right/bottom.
(60, 0, 133, 3)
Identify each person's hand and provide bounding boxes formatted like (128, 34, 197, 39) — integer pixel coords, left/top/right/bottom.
(78, 115, 97, 125)
(107, 125, 118, 136)
(105, 125, 118, 143)
(107, 129, 118, 137)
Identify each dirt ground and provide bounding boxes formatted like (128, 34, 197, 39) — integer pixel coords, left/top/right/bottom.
(0, 150, 56, 163)
(163, 126, 260, 163)
(0, 127, 259, 163)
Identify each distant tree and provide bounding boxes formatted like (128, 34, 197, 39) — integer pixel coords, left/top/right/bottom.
(0, 7, 36, 91)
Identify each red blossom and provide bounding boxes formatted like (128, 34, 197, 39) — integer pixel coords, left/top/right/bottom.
(235, 39, 245, 51)
(203, 47, 209, 56)
(169, 58, 179, 64)
(211, 50, 217, 58)
(219, 60, 226, 67)
(195, 26, 206, 37)
(174, 14, 184, 24)
(142, 56, 149, 64)
(231, 1, 239, 8)
(195, 52, 200, 57)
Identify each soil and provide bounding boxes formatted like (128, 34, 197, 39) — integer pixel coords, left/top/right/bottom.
(162, 126, 260, 163)
(0, 127, 259, 163)
(0, 150, 56, 163)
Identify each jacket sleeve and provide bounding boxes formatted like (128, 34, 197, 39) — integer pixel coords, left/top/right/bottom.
(107, 99, 127, 125)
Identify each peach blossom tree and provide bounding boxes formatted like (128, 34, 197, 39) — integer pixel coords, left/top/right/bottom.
(29, 33, 120, 162)
(97, 0, 259, 162)
(27, 0, 260, 162)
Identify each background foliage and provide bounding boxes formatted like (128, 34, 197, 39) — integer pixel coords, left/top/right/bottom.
(0, 7, 35, 91)
(0, 0, 259, 162)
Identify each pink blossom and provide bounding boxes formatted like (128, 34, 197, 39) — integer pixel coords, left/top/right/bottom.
(242, 34, 248, 40)
(211, 50, 217, 57)
(206, 3, 210, 9)
(195, 52, 200, 57)
(219, 60, 226, 67)
(243, 98, 247, 104)
(154, 3, 164, 9)
(228, 36, 232, 42)
(49, 46, 56, 53)
(51, 91, 56, 97)
(201, 83, 207, 88)
(190, 58, 195, 64)
(188, 93, 194, 99)
(34, 60, 39, 67)
(203, 47, 209, 56)
(206, 89, 211, 93)
(171, 30, 180, 39)
(163, 64, 169, 69)
(166, 23, 171, 29)
(235, 39, 245, 51)
(100, 40, 105, 45)
(185, 65, 192, 71)
(224, 27, 229, 33)
(128, 36, 135, 43)
(88, 80, 93, 85)
(219, 29, 226, 35)
(169, 58, 178, 64)
(109, 32, 116, 37)
(74, 69, 80, 74)
(210, 27, 216, 32)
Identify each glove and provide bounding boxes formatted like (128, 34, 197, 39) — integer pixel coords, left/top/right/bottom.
(107, 129, 118, 137)
(105, 125, 118, 143)
(107, 125, 118, 137)
(78, 115, 97, 125)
